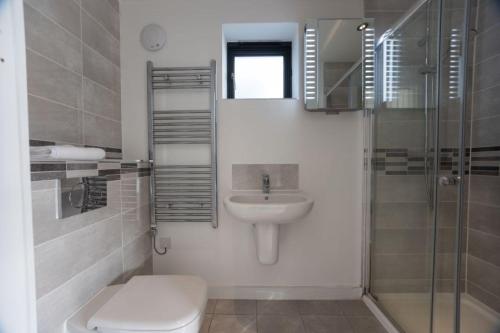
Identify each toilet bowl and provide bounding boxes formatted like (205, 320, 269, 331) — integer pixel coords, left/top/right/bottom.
(66, 275, 207, 333)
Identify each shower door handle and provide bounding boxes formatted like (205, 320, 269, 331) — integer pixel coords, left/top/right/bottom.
(439, 176, 459, 186)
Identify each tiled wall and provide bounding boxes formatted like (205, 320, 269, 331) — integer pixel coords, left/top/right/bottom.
(466, 0, 500, 313)
(232, 164, 299, 190)
(24, 0, 122, 153)
(366, 0, 500, 312)
(31, 162, 152, 333)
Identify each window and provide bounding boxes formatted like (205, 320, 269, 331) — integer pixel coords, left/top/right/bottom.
(227, 42, 292, 99)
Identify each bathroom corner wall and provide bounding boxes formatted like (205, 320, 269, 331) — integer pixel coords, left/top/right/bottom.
(24, 0, 122, 157)
(23, 1, 153, 331)
(121, 0, 365, 297)
(466, 0, 500, 313)
(30, 162, 152, 333)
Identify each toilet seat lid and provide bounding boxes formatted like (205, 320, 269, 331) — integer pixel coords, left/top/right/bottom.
(87, 275, 207, 331)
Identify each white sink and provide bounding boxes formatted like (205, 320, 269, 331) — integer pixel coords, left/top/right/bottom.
(224, 192, 314, 264)
(224, 193, 313, 224)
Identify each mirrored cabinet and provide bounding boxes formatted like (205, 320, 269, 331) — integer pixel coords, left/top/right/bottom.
(304, 18, 374, 112)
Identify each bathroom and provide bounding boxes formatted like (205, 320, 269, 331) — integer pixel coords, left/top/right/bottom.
(0, 0, 499, 332)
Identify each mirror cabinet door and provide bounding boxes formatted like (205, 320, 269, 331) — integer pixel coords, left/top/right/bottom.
(304, 18, 374, 112)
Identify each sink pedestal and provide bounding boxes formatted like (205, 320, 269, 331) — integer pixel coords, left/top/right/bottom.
(253, 224, 279, 265)
(224, 192, 314, 265)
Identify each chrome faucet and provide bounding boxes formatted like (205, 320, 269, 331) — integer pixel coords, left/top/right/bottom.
(262, 174, 270, 194)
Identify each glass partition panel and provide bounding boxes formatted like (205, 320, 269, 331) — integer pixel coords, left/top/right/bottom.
(369, 1, 440, 332)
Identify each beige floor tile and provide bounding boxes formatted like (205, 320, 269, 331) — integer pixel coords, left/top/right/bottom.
(337, 300, 373, 316)
(199, 315, 212, 333)
(297, 300, 343, 315)
(205, 299, 216, 314)
(209, 315, 257, 333)
(302, 315, 353, 333)
(215, 299, 257, 315)
(347, 316, 388, 333)
(257, 300, 300, 315)
(257, 315, 305, 333)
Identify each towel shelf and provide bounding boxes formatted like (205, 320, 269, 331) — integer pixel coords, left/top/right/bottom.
(147, 60, 218, 228)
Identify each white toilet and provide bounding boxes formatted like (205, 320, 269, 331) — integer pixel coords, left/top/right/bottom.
(66, 275, 207, 333)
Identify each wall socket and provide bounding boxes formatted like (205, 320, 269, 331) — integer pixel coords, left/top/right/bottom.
(159, 237, 171, 249)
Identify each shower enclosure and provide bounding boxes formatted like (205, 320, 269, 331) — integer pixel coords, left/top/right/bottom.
(366, 0, 500, 332)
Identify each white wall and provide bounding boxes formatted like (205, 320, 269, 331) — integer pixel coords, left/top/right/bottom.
(120, 0, 365, 298)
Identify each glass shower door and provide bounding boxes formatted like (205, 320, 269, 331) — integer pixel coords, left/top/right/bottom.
(368, 1, 440, 332)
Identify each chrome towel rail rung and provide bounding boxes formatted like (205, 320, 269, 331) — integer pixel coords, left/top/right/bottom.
(153, 134, 210, 139)
(152, 122, 210, 127)
(155, 218, 213, 223)
(155, 200, 211, 204)
(153, 141, 211, 144)
(152, 85, 211, 90)
(153, 115, 210, 120)
(153, 128, 210, 133)
(153, 78, 211, 83)
(155, 194, 211, 198)
(154, 110, 210, 114)
(155, 170, 212, 175)
(155, 206, 212, 210)
(155, 212, 212, 216)
(155, 165, 211, 169)
(152, 66, 211, 71)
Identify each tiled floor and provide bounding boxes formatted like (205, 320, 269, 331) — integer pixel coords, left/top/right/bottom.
(200, 299, 388, 333)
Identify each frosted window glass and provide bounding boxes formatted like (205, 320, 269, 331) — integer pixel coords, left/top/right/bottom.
(234, 56, 284, 99)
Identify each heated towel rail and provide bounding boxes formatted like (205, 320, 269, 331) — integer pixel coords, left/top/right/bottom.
(147, 61, 218, 229)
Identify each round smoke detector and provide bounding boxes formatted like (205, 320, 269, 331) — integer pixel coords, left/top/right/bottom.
(140, 24, 166, 51)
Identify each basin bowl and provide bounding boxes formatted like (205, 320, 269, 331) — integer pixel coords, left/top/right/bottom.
(223, 192, 314, 224)
(224, 192, 314, 264)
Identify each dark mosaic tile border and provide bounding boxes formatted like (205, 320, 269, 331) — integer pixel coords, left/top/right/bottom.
(30, 160, 151, 181)
(373, 146, 500, 176)
(30, 139, 123, 160)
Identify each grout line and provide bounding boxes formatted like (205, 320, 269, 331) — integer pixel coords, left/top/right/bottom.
(28, 93, 80, 113)
(36, 247, 122, 302)
(27, 40, 120, 97)
(24, 2, 82, 41)
(80, 5, 120, 44)
(468, 254, 500, 271)
(26, 47, 82, 77)
(467, 200, 500, 208)
(80, 1, 86, 151)
(82, 44, 121, 93)
(467, 280, 500, 302)
(82, 40, 121, 72)
(118, 174, 126, 281)
(81, 109, 121, 124)
(468, 228, 500, 241)
(474, 52, 500, 71)
(80, 5, 120, 43)
(34, 210, 121, 249)
(83, 75, 121, 96)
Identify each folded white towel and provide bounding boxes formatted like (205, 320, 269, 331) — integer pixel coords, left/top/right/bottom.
(30, 145, 106, 160)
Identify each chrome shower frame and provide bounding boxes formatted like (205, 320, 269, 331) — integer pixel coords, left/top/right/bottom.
(362, 0, 473, 331)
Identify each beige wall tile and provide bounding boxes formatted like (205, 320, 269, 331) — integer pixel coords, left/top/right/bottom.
(27, 50, 82, 109)
(24, 4, 82, 73)
(35, 215, 122, 297)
